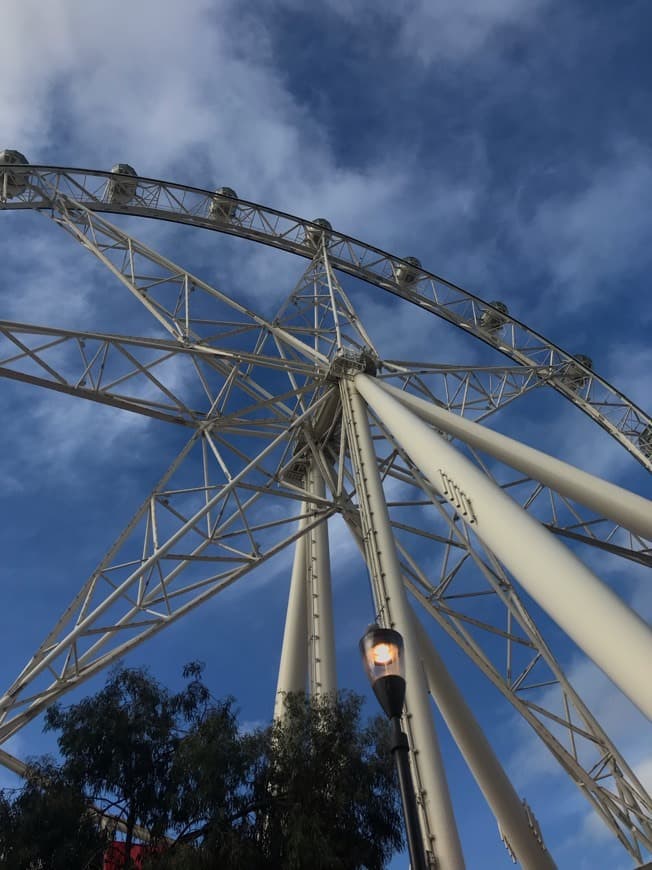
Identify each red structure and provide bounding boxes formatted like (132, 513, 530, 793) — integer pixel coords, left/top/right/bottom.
(103, 841, 152, 869)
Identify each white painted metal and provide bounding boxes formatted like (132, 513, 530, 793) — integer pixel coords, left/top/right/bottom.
(340, 377, 465, 870)
(38, 193, 329, 376)
(355, 373, 652, 721)
(0, 390, 339, 738)
(1, 167, 650, 864)
(412, 613, 557, 869)
(379, 379, 652, 541)
(0, 318, 644, 560)
(0, 321, 317, 428)
(306, 465, 337, 697)
(273, 508, 309, 721)
(4, 165, 650, 469)
(325, 466, 651, 860)
(404, 564, 652, 860)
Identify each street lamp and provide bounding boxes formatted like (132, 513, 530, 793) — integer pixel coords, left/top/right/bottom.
(360, 624, 428, 870)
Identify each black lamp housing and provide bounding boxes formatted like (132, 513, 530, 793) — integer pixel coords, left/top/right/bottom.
(359, 624, 406, 719)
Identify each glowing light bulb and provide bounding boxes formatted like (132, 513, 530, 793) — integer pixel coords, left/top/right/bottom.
(372, 643, 394, 666)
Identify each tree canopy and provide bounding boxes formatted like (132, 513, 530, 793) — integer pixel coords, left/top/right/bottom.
(0, 759, 107, 869)
(0, 665, 403, 869)
(259, 692, 403, 870)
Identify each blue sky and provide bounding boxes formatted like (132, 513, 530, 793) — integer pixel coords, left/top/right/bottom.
(0, 1, 651, 867)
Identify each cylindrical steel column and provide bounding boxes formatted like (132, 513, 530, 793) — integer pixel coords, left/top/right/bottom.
(274, 507, 308, 721)
(412, 614, 557, 869)
(340, 377, 465, 870)
(378, 379, 652, 541)
(355, 373, 652, 721)
(306, 464, 337, 697)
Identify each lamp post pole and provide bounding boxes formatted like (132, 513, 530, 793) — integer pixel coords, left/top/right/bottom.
(389, 715, 429, 870)
(360, 625, 429, 870)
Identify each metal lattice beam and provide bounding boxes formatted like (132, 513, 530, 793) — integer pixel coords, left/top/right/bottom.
(3, 165, 649, 468)
(0, 163, 649, 866)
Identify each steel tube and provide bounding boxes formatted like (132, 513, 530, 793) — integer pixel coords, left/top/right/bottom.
(378, 379, 652, 541)
(306, 465, 337, 696)
(341, 378, 465, 869)
(273, 508, 308, 720)
(413, 614, 557, 868)
(355, 373, 652, 721)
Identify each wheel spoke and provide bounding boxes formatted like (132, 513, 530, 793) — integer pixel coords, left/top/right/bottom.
(358, 413, 652, 859)
(1, 162, 650, 865)
(3, 164, 649, 466)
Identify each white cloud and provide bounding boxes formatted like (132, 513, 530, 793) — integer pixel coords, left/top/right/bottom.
(0, 219, 99, 326)
(0, 0, 503, 604)
(521, 142, 652, 312)
(280, 0, 549, 65)
(0, 0, 488, 334)
(0, 389, 152, 495)
(397, 0, 550, 64)
(606, 342, 652, 414)
(0, 0, 431, 230)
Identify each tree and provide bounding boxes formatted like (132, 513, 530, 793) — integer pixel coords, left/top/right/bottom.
(1, 667, 403, 869)
(165, 696, 264, 865)
(0, 760, 106, 869)
(254, 692, 403, 870)
(44, 663, 211, 868)
(152, 691, 403, 869)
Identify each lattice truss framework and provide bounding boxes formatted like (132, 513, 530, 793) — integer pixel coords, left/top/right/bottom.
(0, 165, 651, 867)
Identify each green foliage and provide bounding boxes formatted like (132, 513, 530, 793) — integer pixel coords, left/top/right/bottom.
(44, 662, 210, 854)
(258, 692, 403, 870)
(0, 760, 106, 869)
(0, 668, 403, 870)
(168, 697, 263, 851)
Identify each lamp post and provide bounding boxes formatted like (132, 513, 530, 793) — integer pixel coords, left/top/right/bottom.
(360, 624, 428, 870)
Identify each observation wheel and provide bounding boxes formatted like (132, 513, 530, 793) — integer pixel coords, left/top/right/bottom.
(0, 153, 651, 868)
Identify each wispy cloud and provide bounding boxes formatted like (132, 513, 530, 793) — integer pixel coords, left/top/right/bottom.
(513, 141, 652, 316)
(397, 0, 551, 64)
(280, 0, 550, 65)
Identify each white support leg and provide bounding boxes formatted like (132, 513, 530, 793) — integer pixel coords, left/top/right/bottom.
(377, 379, 652, 541)
(306, 464, 337, 697)
(340, 377, 465, 870)
(412, 613, 557, 869)
(274, 508, 309, 720)
(355, 374, 652, 721)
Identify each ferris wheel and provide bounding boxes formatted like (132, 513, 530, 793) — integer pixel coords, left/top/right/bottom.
(0, 151, 650, 868)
